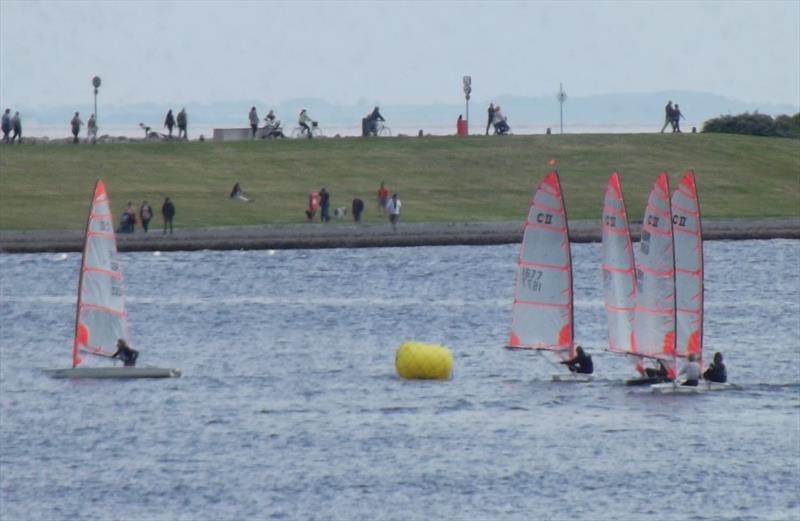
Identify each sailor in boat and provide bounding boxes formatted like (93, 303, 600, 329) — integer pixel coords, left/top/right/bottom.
(110, 339, 139, 367)
(645, 360, 670, 380)
(703, 352, 727, 383)
(559, 345, 594, 374)
(677, 353, 701, 386)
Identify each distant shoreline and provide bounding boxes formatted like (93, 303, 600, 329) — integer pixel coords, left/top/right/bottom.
(1, 219, 798, 253)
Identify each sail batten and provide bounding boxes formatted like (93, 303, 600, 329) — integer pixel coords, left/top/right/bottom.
(509, 170, 574, 354)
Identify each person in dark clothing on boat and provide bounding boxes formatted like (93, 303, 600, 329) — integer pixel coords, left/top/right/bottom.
(645, 359, 670, 379)
(110, 339, 138, 367)
(703, 352, 727, 383)
(560, 345, 593, 374)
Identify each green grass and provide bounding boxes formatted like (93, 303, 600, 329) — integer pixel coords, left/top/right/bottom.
(1, 133, 798, 230)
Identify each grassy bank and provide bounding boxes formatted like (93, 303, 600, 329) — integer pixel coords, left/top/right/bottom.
(0, 133, 798, 230)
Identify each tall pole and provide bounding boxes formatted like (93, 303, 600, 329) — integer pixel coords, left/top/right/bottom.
(557, 83, 567, 134)
(92, 76, 101, 126)
(463, 75, 471, 134)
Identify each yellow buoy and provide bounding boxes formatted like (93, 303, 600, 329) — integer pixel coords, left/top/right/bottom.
(395, 342, 453, 380)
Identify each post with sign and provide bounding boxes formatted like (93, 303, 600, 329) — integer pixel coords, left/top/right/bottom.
(557, 83, 567, 134)
(92, 76, 102, 126)
(462, 75, 471, 135)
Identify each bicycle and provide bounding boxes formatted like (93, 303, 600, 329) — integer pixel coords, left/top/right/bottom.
(374, 121, 392, 137)
(291, 121, 323, 138)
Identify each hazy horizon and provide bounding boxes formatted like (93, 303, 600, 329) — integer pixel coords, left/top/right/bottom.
(1, 1, 799, 110)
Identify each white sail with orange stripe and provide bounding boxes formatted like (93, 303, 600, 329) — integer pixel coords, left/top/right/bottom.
(672, 170, 703, 367)
(632, 172, 676, 371)
(72, 179, 129, 367)
(508, 170, 574, 357)
(602, 171, 637, 355)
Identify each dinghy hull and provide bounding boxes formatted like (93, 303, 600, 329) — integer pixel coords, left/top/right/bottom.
(45, 367, 181, 379)
(551, 373, 593, 383)
(651, 381, 732, 394)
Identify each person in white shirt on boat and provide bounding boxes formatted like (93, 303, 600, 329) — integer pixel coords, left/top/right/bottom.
(678, 353, 701, 386)
(703, 352, 727, 383)
(560, 345, 593, 374)
(110, 339, 139, 367)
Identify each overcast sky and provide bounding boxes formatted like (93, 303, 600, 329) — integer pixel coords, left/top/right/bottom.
(1, 0, 798, 109)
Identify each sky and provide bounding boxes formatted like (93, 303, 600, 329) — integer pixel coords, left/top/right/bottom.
(1, 0, 799, 109)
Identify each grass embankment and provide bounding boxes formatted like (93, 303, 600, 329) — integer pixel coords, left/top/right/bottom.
(0, 133, 798, 231)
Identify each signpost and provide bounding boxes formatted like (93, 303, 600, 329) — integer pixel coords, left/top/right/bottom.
(557, 83, 567, 134)
(92, 76, 102, 125)
(462, 75, 471, 133)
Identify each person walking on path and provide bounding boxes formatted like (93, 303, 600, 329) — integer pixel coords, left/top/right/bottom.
(386, 193, 401, 231)
(671, 104, 684, 133)
(177, 108, 188, 140)
(164, 109, 175, 137)
(1, 109, 10, 143)
(10, 112, 21, 144)
(70, 112, 83, 144)
(162, 197, 175, 234)
(87, 114, 98, 143)
(486, 103, 495, 136)
(660, 101, 674, 133)
(139, 201, 153, 232)
(319, 188, 331, 222)
(249, 106, 259, 138)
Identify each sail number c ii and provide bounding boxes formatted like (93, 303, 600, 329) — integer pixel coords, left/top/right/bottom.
(536, 213, 553, 224)
(672, 214, 687, 227)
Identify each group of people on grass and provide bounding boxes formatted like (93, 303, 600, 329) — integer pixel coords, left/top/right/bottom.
(300, 181, 401, 230)
(117, 198, 175, 234)
(559, 345, 727, 386)
(660, 100, 685, 133)
(1, 108, 22, 144)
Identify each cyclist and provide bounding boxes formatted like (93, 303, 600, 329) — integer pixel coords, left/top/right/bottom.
(298, 109, 317, 139)
(366, 106, 385, 136)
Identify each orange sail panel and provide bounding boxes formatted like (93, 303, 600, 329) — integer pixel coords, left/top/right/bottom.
(632, 172, 676, 361)
(509, 171, 574, 354)
(72, 180, 130, 367)
(602, 172, 637, 354)
(672, 170, 704, 367)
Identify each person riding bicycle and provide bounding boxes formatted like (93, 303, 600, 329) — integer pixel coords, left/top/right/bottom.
(298, 109, 317, 139)
(366, 106, 385, 136)
(493, 105, 510, 135)
(263, 110, 285, 138)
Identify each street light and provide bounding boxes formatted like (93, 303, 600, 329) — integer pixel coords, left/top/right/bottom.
(557, 83, 567, 134)
(92, 76, 101, 126)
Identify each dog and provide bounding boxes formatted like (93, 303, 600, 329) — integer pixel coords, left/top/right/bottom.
(333, 207, 348, 220)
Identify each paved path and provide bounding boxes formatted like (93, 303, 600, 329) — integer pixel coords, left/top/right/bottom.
(1, 218, 798, 253)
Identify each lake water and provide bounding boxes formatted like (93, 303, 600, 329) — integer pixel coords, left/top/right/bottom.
(1, 240, 798, 521)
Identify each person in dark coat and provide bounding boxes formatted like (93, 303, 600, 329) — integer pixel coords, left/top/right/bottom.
(139, 201, 153, 232)
(10, 111, 21, 144)
(177, 108, 187, 140)
(319, 188, 330, 222)
(560, 345, 594, 374)
(703, 352, 727, 383)
(352, 198, 365, 223)
(162, 197, 175, 234)
(486, 103, 495, 135)
(164, 109, 175, 137)
(1, 108, 10, 143)
(660, 101, 674, 133)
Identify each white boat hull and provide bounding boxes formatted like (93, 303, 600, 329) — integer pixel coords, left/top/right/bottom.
(651, 381, 732, 394)
(45, 366, 181, 379)
(551, 373, 593, 383)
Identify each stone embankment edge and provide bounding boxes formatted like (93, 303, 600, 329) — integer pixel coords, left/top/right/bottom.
(1, 219, 798, 253)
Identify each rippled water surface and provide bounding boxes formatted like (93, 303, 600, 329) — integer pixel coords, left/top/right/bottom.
(1, 240, 798, 521)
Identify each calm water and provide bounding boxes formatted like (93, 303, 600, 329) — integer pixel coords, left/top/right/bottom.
(1, 240, 798, 521)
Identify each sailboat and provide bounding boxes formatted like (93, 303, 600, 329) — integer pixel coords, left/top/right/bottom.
(624, 172, 680, 389)
(601, 171, 661, 384)
(45, 180, 181, 379)
(652, 171, 730, 394)
(507, 169, 589, 382)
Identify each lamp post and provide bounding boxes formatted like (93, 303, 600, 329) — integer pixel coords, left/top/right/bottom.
(92, 76, 101, 125)
(557, 83, 567, 134)
(462, 75, 471, 133)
